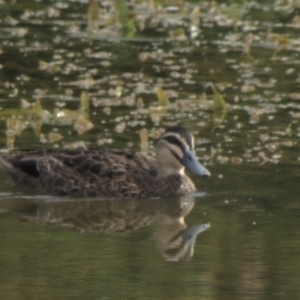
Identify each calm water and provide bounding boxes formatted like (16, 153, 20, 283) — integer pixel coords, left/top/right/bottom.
(1, 0, 300, 299)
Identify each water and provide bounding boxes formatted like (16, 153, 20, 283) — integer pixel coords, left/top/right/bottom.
(1, 164, 300, 300)
(1, 0, 300, 299)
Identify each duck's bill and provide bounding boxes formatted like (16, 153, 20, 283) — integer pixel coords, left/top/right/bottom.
(183, 223, 211, 245)
(182, 150, 210, 177)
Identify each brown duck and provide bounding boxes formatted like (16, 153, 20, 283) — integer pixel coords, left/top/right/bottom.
(0, 126, 210, 198)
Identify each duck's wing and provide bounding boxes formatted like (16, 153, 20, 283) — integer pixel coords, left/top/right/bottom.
(0, 148, 158, 197)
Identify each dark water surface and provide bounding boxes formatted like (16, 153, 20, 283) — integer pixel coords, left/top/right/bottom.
(1, 0, 300, 299)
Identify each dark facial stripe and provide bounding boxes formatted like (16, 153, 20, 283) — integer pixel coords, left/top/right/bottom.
(163, 136, 185, 153)
(164, 126, 193, 149)
(170, 229, 186, 243)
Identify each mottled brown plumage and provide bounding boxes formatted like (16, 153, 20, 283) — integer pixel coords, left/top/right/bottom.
(0, 127, 210, 198)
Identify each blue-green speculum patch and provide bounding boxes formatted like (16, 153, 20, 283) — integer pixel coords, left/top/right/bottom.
(182, 150, 210, 177)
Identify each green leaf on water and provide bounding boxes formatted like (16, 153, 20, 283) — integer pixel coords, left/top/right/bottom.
(286, 123, 293, 137)
(212, 84, 227, 111)
(80, 91, 90, 112)
(211, 84, 228, 129)
(87, 0, 100, 30)
(31, 99, 43, 112)
(221, 3, 246, 21)
(190, 7, 201, 27)
(113, 0, 136, 36)
(156, 87, 170, 106)
(139, 128, 148, 154)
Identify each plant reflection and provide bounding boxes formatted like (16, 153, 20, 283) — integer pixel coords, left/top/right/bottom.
(11, 196, 210, 262)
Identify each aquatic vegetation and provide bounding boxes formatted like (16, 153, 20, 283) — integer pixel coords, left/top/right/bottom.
(0, 92, 94, 149)
(0, 0, 299, 168)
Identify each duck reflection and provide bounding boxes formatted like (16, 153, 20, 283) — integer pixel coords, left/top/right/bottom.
(12, 196, 210, 262)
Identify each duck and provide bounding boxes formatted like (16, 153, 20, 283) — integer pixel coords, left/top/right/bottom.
(0, 126, 210, 198)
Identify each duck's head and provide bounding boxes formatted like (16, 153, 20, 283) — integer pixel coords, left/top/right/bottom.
(156, 126, 210, 177)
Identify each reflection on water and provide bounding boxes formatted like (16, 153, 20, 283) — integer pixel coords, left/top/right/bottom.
(3, 195, 209, 263)
(2, 188, 300, 299)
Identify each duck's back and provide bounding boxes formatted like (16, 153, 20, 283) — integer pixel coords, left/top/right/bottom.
(0, 148, 195, 198)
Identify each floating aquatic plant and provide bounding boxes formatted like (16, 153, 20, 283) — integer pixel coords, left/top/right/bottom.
(211, 84, 228, 129)
(87, 0, 100, 31)
(156, 87, 170, 106)
(140, 128, 148, 154)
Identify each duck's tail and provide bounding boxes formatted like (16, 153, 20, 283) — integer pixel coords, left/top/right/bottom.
(0, 156, 14, 172)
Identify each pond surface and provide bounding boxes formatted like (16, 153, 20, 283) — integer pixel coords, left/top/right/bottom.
(1, 0, 300, 299)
